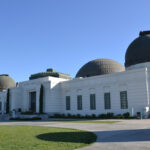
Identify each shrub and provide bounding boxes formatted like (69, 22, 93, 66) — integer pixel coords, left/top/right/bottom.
(116, 114, 124, 119)
(10, 117, 41, 121)
(123, 112, 130, 118)
(50, 113, 134, 119)
(98, 114, 107, 119)
(6, 89, 10, 114)
(106, 113, 114, 119)
(77, 114, 81, 118)
(61, 114, 66, 118)
(92, 114, 96, 118)
(67, 113, 72, 118)
(53, 113, 62, 118)
(39, 84, 44, 114)
(85, 115, 91, 119)
(72, 115, 77, 118)
(21, 111, 34, 115)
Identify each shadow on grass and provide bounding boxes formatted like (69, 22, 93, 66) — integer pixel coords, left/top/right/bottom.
(37, 131, 97, 144)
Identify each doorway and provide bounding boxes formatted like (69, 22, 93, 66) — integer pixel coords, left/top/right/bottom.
(30, 91, 36, 113)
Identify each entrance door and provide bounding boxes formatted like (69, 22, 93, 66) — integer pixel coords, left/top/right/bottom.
(30, 92, 36, 113)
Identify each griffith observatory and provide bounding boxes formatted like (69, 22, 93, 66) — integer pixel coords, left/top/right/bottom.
(1, 31, 150, 118)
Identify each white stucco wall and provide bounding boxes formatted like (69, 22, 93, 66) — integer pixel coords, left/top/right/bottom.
(9, 76, 68, 113)
(44, 77, 68, 114)
(1, 67, 150, 117)
(60, 68, 149, 116)
(0, 91, 6, 114)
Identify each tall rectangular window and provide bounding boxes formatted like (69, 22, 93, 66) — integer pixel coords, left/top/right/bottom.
(120, 91, 128, 109)
(77, 95, 82, 110)
(90, 94, 96, 110)
(4, 102, 6, 113)
(30, 91, 36, 113)
(0, 101, 2, 111)
(104, 93, 111, 109)
(66, 96, 70, 110)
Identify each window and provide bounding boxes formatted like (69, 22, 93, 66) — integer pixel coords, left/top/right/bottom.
(4, 102, 6, 112)
(0, 101, 2, 111)
(66, 96, 70, 110)
(120, 91, 128, 109)
(30, 91, 36, 113)
(104, 93, 111, 109)
(90, 94, 96, 110)
(77, 95, 82, 110)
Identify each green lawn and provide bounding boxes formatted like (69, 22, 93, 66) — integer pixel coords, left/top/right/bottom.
(50, 120, 120, 124)
(0, 125, 96, 150)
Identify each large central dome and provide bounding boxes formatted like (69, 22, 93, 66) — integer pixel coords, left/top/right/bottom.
(76, 58, 125, 78)
(125, 31, 150, 67)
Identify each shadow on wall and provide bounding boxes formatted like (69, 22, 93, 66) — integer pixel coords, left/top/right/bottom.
(36, 131, 96, 144)
(95, 129, 150, 142)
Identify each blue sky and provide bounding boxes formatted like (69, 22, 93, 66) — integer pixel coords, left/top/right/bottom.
(0, 0, 150, 82)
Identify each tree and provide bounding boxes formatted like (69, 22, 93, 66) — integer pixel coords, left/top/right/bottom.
(39, 85, 44, 113)
(6, 88, 10, 114)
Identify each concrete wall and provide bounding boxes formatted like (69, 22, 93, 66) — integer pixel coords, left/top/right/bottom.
(0, 67, 149, 117)
(9, 76, 68, 114)
(0, 91, 6, 114)
(60, 68, 149, 116)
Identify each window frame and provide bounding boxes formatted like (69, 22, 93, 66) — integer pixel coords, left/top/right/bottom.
(77, 95, 82, 110)
(66, 96, 71, 110)
(120, 91, 128, 109)
(104, 92, 111, 109)
(90, 94, 96, 110)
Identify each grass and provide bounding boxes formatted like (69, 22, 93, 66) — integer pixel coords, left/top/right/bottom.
(50, 120, 120, 124)
(0, 125, 96, 150)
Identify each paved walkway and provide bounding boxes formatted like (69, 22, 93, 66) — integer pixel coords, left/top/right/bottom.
(0, 119, 150, 150)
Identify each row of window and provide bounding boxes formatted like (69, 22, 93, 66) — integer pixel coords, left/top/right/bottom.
(66, 91, 128, 110)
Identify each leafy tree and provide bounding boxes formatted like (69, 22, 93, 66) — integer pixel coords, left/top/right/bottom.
(6, 89, 10, 114)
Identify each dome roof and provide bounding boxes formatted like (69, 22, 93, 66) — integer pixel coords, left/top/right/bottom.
(76, 59, 125, 78)
(0, 74, 15, 91)
(29, 68, 71, 80)
(125, 31, 150, 67)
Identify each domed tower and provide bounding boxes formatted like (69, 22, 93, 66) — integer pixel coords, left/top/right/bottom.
(125, 31, 150, 69)
(76, 58, 125, 78)
(0, 74, 15, 91)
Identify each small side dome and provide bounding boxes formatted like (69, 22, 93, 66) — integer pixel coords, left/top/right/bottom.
(125, 31, 150, 67)
(29, 68, 71, 80)
(76, 59, 125, 78)
(0, 74, 16, 91)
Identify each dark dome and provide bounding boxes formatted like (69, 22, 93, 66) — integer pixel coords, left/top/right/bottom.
(76, 59, 125, 78)
(125, 31, 150, 67)
(0, 74, 15, 91)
